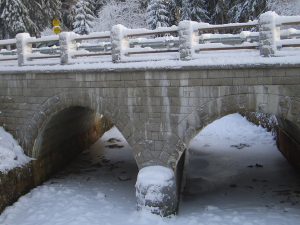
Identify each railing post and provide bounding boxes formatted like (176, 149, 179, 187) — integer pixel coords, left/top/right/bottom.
(16, 33, 31, 66)
(259, 11, 280, 57)
(111, 24, 128, 63)
(178, 21, 198, 61)
(59, 32, 77, 65)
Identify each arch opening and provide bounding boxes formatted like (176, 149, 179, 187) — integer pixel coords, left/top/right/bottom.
(179, 113, 300, 222)
(31, 106, 113, 184)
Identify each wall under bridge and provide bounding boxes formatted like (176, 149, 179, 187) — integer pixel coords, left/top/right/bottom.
(1, 65, 300, 215)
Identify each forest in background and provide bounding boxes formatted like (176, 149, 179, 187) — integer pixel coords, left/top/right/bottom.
(0, 0, 297, 39)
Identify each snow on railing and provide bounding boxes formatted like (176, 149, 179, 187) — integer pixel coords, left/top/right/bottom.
(111, 25, 179, 62)
(0, 11, 300, 66)
(60, 31, 111, 64)
(0, 38, 17, 61)
(178, 20, 259, 60)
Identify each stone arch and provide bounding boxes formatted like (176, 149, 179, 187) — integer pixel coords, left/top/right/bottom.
(178, 93, 256, 147)
(18, 90, 142, 165)
(174, 89, 300, 171)
(132, 131, 186, 170)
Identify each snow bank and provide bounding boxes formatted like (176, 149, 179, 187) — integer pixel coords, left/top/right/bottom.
(0, 127, 31, 173)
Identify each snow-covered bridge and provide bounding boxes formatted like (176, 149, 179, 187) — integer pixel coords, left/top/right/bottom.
(0, 12, 300, 67)
(1, 63, 300, 216)
(1, 12, 300, 216)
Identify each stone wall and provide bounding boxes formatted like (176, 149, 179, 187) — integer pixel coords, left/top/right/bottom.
(1, 65, 300, 214)
(0, 116, 111, 213)
(0, 66, 300, 169)
(242, 111, 300, 171)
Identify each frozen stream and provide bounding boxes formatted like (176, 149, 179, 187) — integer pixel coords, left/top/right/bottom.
(0, 113, 299, 225)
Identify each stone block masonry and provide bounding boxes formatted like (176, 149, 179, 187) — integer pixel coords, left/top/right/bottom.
(1, 64, 300, 216)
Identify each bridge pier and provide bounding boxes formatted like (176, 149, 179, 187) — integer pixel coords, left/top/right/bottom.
(135, 166, 177, 217)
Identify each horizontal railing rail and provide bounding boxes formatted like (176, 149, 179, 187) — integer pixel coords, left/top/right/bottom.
(0, 38, 17, 61)
(0, 11, 299, 66)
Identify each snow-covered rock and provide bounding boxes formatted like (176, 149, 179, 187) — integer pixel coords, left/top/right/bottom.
(0, 127, 31, 173)
(136, 166, 177, 216)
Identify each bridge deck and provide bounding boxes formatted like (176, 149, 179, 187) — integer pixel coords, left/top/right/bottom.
(0, 52, 300, 74)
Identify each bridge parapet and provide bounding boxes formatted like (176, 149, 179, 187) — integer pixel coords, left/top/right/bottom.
(0, 12, 300, 67)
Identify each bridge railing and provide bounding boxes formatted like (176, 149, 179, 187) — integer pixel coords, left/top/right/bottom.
(0, 38, 17, 61)
(111, 25, 179, 62)
(0, 11, 300, 66)
(178, 20, 259, 60)
(277, 16, 300, 50)
(59, 31, 111, 64)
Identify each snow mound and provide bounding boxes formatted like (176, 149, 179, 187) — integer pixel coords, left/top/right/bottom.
(136, 166, 174, 188)
(136, 166, 177, 216)
(0, 127, 31, 173)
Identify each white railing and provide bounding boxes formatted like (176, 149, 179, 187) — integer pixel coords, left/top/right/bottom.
(0, 11, 300, 66)
(0, 38, 17, 61)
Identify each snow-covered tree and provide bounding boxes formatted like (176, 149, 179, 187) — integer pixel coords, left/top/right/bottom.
(181, 0, 209, 22)
(90, 0, 106, 15)
(94, 0, 146, 31)
(210, 0, 268, 24)
(0, 0, 38, 38)
(268, 0, 300, 16)
(167, 0, 178, 26)
(212, 0, 231, 24)
(181, 0, 191, 20)
(147, 0, 170, 29)
(25, 0, 62, 33)
(239, 0, 267, 22)
(60, 0, 77, 30)
(41, 0, 62, 21)
(73, 0, 96, 35)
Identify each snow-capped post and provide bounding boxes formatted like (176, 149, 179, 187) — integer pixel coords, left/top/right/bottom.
(111, 24, 128, 63)
(16, 33, 31, 66)
(259, 11, 280, 57)
(59, 32, 77, 65)
(135, 166, 177, 217)
(178, 20, 198, 61)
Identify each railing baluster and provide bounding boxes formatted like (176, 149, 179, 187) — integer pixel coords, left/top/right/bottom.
(59, 32, 77, 65)
(178, 21, 199, 61)
(111, 25, 129, 63)
(259, 12, 280, 57)
(16, 33, 31, 66)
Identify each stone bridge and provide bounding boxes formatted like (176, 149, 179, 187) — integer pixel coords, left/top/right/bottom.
(1, 65, 300, 215)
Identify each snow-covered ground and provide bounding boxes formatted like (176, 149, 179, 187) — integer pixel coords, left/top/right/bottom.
(0, 127, 31, 173)
(0, 114, 299, 225)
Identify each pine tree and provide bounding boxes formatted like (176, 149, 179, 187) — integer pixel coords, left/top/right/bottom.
(239, 0, 268, 22)
(167, 0, 178, 26)
(25, 0, 62, 33)
(181, 0, 209, 22)
(0, 0, 38, 38)
(42, 0, 62, 20)
(73, 0, 96, 35)
(191, 0, 209, 22)
(147, 0, 170, 29)
(90, 0, 106, 15)
(181, 0, 191, 20)
(61, 0, 77, 30)
(212, 0, 231, 24)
